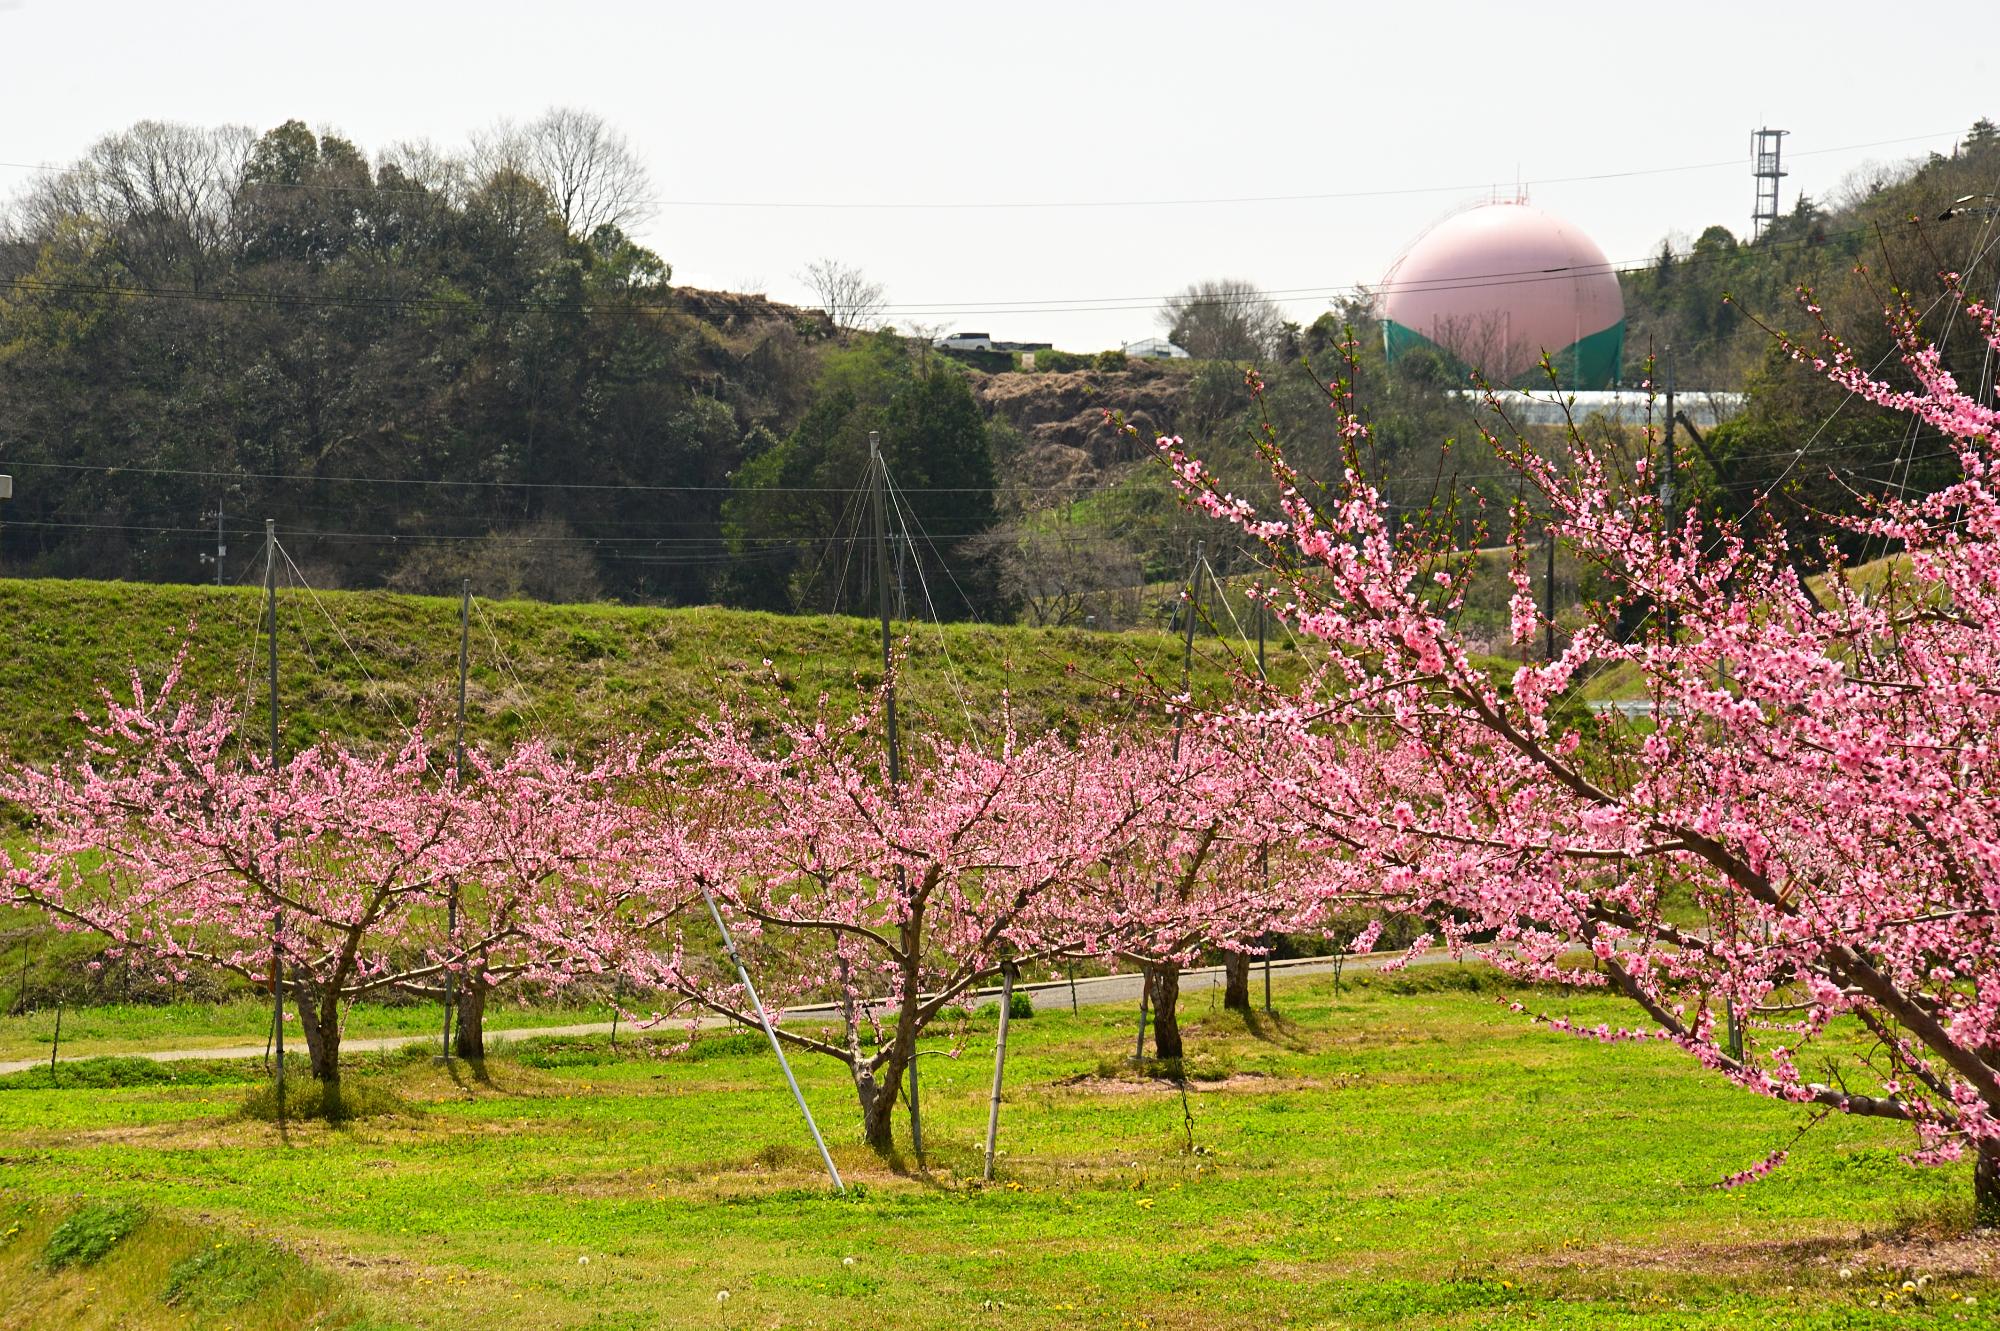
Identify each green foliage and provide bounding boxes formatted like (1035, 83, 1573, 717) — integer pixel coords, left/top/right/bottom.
(1029, 348, 1093, 373)
(0, 116, 799, 608)
(42, 1203, 145, 1270)
(973, 991, 1035, 1021)
(722, 350, 1001, 616)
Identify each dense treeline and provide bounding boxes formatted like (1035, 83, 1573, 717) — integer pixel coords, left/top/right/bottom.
(5, 112, 1996, 618)
(0, 114, 1003, 612)
(1617, 119, 2000, 551)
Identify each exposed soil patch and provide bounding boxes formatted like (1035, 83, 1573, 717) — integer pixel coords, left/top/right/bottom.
(1536, 1228, 2000, 1282)
(1052, 1070, 1336, 1095)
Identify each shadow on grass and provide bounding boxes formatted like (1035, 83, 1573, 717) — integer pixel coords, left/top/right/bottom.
(439, 1055, 497, 1091)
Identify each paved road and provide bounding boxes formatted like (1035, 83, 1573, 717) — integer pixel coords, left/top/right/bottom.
(0, 950, 1425, 1076)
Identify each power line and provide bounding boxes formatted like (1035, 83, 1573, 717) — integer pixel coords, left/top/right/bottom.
(0, 130, 1959, 211)
(0, 216, 1915, 324)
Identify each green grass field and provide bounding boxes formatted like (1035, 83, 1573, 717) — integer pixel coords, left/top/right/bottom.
(1, 969, 1990, 1329)
(0, 995, 623, 1066)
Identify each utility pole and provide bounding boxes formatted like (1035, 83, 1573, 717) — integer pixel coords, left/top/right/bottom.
(1544, 523, 1557, 661)
(1141, 543, 1204, 1059)
(1173, 542, 1203, 763)
(868, 432, 902, 786)
(216, 504, 226, 586)
(1660, 347, 1678, 531)
(867, 431, 921, 1162)
(264, 519, 285, 1126)
(442, 578, 470, 1059)
(1257, 597, 1274, 1014)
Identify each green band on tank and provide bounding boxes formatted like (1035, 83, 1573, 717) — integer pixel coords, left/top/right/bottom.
(1383, 319, 1625, 391)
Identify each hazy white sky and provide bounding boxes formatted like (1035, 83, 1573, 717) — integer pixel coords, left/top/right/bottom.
(3, 1, 1993, 349)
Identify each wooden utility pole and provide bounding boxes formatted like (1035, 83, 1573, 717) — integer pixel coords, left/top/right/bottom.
(1141, 543, 1205, 1058)
(442, 579, 470, 1058)
(265, 518, 285, 1125)
(1258, 598, 1273, 1014)
(867, 431, 921, 1163)
(1544, 525, 1557, 661)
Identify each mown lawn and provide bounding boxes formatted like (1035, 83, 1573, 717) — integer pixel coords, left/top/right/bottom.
(1, 968, 1992, 1329)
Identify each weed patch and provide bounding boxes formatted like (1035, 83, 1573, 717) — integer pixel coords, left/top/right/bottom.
(162, 1238, 289, 1311)
(237, 1076, 414, 1122)
(42, 1202, 145, 1270)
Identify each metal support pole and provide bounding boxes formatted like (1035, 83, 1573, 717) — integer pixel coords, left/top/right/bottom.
(908, 1052, 923, 1168)
(1174, 543, 1203, 763)
(265, 518, 285, 1124)
(1255, 597, 1266, 680)
(1544, 523, 1557, 661)
(984, 962, 1018, 1183)
(1257, 610, 1273, 1016)
(1661, 348, 1678, 531)
(1134, 973, 1150, 1060)
(443, 578, 470, 1059)
(700, 887, 843, 1193)
(867, 432, 902, 787)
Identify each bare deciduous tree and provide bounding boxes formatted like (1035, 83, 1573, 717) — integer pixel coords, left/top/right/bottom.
(14, 120, 255, 284)
(799, 257, 888, 332)
(970, 523, 1142, 627)
(1159, 278, 1284, 362)
(475, 107, 653, 238)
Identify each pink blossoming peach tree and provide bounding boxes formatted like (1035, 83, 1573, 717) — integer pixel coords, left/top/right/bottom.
(1158, 284, 2000, 1220)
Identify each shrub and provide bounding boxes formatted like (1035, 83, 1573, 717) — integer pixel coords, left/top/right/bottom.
(1094, 349, 1129, 372)
(43, 1203, 145, 1270)
(1033, 349, 1093, 373)
(973, 993, 1034, 1021)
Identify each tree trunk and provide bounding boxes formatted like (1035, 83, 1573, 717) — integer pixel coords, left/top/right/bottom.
(1979, 1139, 2000, 1229)
(1223, 951, 1252, 1012)
(855, 1065, 900, 1152)
(453, 979, 488, 1060)
(292, 991, 340, 1083)
(1150, 963, 1184, 1061)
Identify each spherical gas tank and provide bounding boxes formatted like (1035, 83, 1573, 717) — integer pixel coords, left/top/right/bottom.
(1380, 201, 1624, 389)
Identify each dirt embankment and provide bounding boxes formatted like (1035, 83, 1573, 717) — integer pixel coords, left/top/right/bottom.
(672, 286, 819, 334)
(975, 361, 1193, 494)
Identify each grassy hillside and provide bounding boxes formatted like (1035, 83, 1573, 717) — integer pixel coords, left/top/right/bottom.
(0, 578, 1310, 764)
